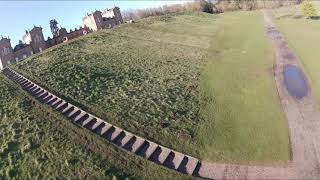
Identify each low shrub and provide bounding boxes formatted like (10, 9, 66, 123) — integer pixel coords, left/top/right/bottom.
(301, 0, 317, 18)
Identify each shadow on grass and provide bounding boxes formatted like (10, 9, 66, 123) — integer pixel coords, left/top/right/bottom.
(277, 14, 320, 20)
(311, 16, 320, 20)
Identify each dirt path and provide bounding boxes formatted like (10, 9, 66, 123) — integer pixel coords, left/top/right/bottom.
(262, 9, 320, 178)
(196, 10, 320, 179)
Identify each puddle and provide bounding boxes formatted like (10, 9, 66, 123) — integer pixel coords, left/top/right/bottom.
(283, 65, 308, 99)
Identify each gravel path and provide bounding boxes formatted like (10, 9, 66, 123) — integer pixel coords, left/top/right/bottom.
(196, 10, 320, 179)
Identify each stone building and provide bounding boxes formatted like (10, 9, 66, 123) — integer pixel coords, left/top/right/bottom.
(83, 11, 105, 31)
(83, 6, 123, 31)
(13, 41, 33, 62)
(46, 26, 91, 48)
(0, 6, 123, 70)
(0, 37, 15, 69)
(23, 26, 47, 54)
(0, 26, 91, 70)
(9, 26, 47, 63)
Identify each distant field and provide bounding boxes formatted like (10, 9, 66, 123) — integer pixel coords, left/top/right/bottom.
(272, 4, 320, 105)
(0, 74, 190, 179)
(12, 11, 289, 164)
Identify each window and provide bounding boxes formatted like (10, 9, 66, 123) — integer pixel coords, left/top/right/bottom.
(39, 48, 42, 52)
(2, 47, 10, 55)
(15, 57, 19, 62)
(23, 54, 27, 59)
(30, 51, 33, 55)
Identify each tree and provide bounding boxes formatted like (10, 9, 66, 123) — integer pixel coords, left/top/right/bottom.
(50, 19, 60, 37)
(302, 1, 317, 19)
(200, 0, 214, 13)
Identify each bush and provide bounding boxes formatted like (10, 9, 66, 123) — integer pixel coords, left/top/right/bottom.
(302, 1, 317, 18)
(200, 0, 214, 13)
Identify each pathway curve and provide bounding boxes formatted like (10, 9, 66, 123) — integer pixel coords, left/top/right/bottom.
(3, 10, 320, 179)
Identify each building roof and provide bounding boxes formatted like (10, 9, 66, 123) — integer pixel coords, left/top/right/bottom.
(87, 10, 102, 16)
(106, 6, 120, 11)
(30, 26, 42, 32)
(83, 6, 119, 20)
(58, 28, 67, 35)
(0, 37, 10, 43)
(83, 10, 102, 20)
(13, 43, 29, 52)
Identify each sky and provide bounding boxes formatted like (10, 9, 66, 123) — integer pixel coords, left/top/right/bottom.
(0, 1, 188, 47)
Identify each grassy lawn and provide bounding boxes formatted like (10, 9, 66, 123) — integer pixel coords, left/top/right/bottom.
(12, 12, 218, 158)
(0, 74, 191, 179)
(10, 11, 289, 164)
(196, 11, 290, 164)
(272, 4, 320, 105)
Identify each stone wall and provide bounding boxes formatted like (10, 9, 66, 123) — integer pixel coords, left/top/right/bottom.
(103, 18, 117, 29)
(83, 7, 123, 31)
(46, 26, 90, 48)
(67, 27, 89, 40)
(83, 11, 105, 31)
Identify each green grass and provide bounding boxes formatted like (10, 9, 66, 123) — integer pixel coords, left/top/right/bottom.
(272, 7, 320, 105)
(196, 11, 290, 164)
(12, 12, 218, 158)
(0, 74, 192, 179)
(11, 11, 289, 164)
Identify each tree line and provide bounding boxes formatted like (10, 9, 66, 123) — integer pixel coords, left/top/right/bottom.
(122, 0, 303, 22)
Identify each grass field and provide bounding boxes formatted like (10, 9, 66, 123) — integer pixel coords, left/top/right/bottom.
(11, 11, 289, 164)
(0, 74, 191, 179)
(12, 12, 217, 158)
(197, 11, 289, 164)
(272, 4, 320, 105)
